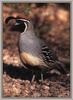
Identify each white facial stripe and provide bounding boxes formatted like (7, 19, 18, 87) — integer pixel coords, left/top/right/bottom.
(24, 22, 27, 32)
(18, 19, 30, 23)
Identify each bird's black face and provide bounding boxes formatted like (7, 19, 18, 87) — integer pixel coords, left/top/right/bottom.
(10, 19, 26, 33)
(5, 16, 28, 33)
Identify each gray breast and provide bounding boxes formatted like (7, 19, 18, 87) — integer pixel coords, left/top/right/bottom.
(19, 31, 42, 58)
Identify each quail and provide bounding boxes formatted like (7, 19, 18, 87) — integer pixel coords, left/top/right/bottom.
(5, 16, 66, 82)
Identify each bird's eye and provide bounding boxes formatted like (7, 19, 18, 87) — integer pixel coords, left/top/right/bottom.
(15, 22, 20, 25)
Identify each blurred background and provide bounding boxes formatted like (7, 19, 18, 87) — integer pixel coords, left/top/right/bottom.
(3, 3, 70, 97)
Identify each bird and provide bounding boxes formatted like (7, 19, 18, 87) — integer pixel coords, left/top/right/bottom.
(5, 16, 67, 82)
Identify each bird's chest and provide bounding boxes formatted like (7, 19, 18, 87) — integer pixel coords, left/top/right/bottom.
(20, 52, 43, 66)
(19, 34, 41, 54)
(19, 34, 43, 66)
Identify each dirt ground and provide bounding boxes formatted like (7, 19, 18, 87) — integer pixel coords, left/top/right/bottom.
(3, 3, 70, 98)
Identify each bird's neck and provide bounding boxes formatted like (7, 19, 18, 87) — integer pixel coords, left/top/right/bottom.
(27, 22, 34, 32)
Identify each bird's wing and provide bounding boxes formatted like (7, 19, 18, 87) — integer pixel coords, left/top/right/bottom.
(40, 40, 67, 73)
(39, 40, 59, 68)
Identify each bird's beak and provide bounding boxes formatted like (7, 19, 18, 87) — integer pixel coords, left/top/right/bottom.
(5, 16, 17, 32)
(5, 16, 15, 24)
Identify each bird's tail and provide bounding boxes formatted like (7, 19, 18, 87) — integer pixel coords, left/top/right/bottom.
(53, 61, 67, 74)
(45, 60, 67, 75)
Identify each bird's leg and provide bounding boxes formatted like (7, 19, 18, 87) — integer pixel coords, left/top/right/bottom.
(39, 71, 44, 84)
(31, 70, 36, 83)
(31, 74, 35, 83)
(41, 73, 43, 83)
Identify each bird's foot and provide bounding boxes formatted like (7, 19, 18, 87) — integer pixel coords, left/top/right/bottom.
(31, 74, 35, 84)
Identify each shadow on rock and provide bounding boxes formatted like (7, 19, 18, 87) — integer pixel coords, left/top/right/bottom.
(3, 63, 33, 81)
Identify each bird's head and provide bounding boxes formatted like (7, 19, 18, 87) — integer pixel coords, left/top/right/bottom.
(5, 16, 32, 33)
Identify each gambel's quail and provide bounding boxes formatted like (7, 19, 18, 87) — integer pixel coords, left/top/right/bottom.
(5, 16, 66, 81)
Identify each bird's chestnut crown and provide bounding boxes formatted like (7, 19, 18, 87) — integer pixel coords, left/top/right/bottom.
(5, 16, 30, 33)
